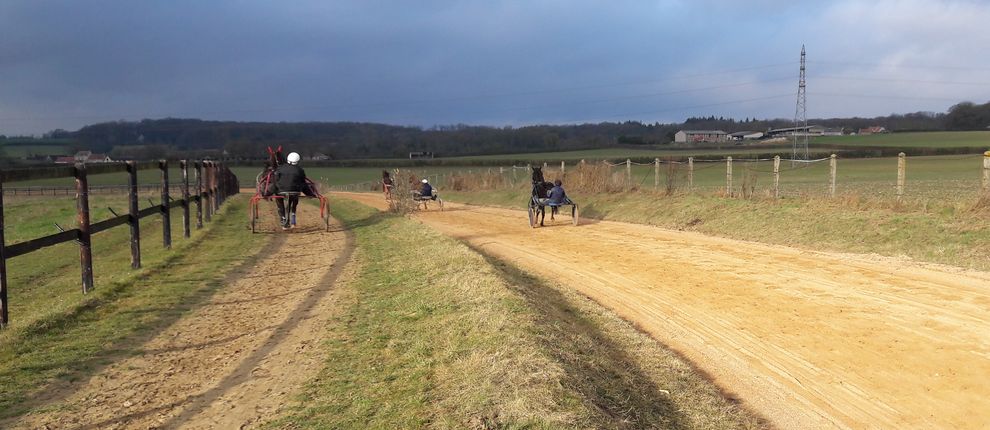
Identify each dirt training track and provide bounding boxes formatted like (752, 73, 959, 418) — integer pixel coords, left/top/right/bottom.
(340, 192, 990, 430)
(10, 203, 354, 430)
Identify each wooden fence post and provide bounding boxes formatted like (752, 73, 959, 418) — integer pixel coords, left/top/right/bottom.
(181, 160, 191, 238)
(561, 161, 565, 174)
(654, 158, 660, 190)
(203, 162, 213, 222)
(625, 159, 632, 185)
(726, 157, 733, 196)
(688, 157, 694, 192)
(829, 154, 837, 198)
(773, 155, 781, 199)
(897, 152, 906, 201)
(127, 161, 141, 269)
(160, 160, 171, 250)
(75, 163, 94, 294)
(212, 163, 220, 212)
(0, 178, 8, 327)
(983, 150, 990, 192)
(195, 161, 204, 228)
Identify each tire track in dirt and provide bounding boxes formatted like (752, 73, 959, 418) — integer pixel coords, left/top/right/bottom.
(11, 202, 354, 430)
(338, 192, 990, 430)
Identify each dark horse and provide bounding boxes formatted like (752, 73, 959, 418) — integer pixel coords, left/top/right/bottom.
(382, 170, 393, 199)
(256, 146, 285, 197)
(530, 166, 559, 226)
(256, 146, 317, 198)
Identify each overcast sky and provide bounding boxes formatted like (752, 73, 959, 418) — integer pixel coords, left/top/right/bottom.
(2, 0, 990, 135)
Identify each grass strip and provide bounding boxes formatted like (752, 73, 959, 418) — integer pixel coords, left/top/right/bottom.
(443, 189, 990, 271)
(267, 198, 762, 429)
(0, 197, 269, 419)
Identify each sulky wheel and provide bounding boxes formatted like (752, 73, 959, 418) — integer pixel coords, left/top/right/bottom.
(438, 198, 444, 211)
(572, 205, 579, 226)
(528, 205, 537, 228)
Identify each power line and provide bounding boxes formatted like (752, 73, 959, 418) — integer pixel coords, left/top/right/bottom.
(813, 75, 990, 87)
(808, 92, 974, 102)
(807, 60, 990, 72)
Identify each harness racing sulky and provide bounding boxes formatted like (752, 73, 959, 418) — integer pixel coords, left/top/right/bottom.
(412, 177, 444, 211)
(528, 166, 578, 228)
(249, 146, 331, 233)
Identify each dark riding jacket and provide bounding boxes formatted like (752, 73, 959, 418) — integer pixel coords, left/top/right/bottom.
(276, 164, 307, 193)
(548, 186, 567, 205)
(420, 183, 433, 197)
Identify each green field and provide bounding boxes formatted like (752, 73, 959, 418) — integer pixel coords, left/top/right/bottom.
(5, 130, 988, 195)
(6, 152, 985, 203)
(444, 146, 796, 161)
(0, 139, 73, 157)
(6, 166, 205, 187)
(314, 154, 988, 201)
(811, 131, 990, 148)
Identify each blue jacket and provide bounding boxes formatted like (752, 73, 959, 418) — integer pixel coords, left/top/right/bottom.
(421, 183, 433, 196)
(548, 186, 567, 204)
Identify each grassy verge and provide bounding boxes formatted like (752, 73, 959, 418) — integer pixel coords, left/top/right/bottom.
(0, 196, 269, 419)
(267, 198, 762, 429)
(442, 189, 990, 271)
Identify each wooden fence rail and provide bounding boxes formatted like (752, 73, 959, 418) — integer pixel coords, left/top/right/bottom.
(0, 160, 240, 328)
(1, 184, 190, 196)
(327, 153, 990, 199)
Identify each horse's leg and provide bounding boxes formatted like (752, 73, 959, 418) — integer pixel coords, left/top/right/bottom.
(550, 206, 557, 220)
(539, 207, 546, 226)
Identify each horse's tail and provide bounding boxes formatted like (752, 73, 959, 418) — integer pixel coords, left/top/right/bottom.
(303, 178, 320, 197)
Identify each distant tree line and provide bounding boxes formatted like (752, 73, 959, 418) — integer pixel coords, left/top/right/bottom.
(41, 100, 990, 160)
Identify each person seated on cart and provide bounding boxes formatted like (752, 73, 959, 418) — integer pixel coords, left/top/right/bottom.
(540, 179, 568, 206)
(275, 152, 308, 229)
(413, 178, 436, 200)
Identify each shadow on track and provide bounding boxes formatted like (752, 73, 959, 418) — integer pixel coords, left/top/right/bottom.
(464, 243, 691, 429)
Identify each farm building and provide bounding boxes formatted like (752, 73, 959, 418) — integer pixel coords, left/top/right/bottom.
(674, 130, 728, 143)
(729, 131, 764, 141)
(409, 151, 435, 159)
(766, 125, 826, 137)
(858, 126, 888, 135)
(54, 151, 113, 164)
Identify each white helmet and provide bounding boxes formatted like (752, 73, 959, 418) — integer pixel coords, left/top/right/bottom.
(286, 152, 301, 165)
(421, 178, 428, 183)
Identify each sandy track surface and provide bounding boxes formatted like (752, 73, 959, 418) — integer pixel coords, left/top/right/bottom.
(339, 192, 990, 430)
(12, 203, 353, 430)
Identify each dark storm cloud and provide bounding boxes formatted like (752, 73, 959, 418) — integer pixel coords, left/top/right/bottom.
(1, 1, 989, 135)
